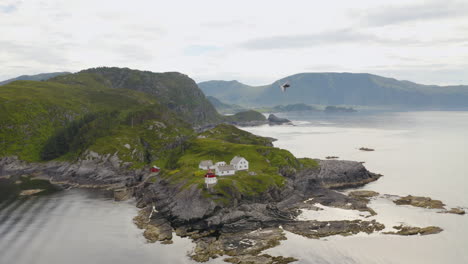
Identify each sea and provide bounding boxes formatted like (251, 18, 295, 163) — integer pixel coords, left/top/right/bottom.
(0, 110, 467, 264)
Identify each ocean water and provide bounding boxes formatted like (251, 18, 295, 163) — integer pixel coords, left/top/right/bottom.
(1, 110, 467, 264)
(243, 110, 468, 264)
(0, 189, 202, 264)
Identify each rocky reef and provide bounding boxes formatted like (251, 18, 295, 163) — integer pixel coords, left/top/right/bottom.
(394, 195, 445, 209)
(384, 225, 443, 236)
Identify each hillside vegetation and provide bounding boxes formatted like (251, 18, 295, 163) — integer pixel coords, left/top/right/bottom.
(0, 72, 193, 165)
(198, 73, 468, 108)
(159, 124, 318, 204)
(0, 67, 312, 201)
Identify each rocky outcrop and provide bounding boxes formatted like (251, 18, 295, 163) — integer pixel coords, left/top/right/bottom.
(0, 154, 147, 188)
(384, 225, 443, 236)
(445, 207, 466, 215)
(190, 228, 288, 262)
(133, 208, 174, 244)
(294, 160, 382, 190)
(348, 190, 379, 198)
(283, 219, 385, 239)
(133, 158, 382, 235)
(394, 195, 445, 209)
(225, 254, 298, 264)
(268, 114, 292, 125)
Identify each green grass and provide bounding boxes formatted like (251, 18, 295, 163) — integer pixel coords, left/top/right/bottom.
(298, 158, 320, 169)
(158, 136, 301, 204)
(0, 71, 196, 165)
(199, 124, 273, 146)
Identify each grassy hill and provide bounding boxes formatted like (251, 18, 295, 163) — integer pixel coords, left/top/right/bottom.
(0, 72, 70, 86)
(0, 72, 193, 165)
(62, 67, 223, 125)
(198, 73, 468, 108)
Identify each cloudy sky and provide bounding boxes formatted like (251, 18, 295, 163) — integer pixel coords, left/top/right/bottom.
(1, 0, 468, 85)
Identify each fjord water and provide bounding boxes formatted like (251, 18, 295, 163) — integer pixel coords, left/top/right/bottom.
(244, 110, 468, 264)
(0, 189, 200, 264)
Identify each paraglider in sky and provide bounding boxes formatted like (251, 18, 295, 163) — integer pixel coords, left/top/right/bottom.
(280, 82, 290, 92)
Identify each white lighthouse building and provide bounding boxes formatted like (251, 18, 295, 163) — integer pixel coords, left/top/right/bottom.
(204, 169, 217, 187)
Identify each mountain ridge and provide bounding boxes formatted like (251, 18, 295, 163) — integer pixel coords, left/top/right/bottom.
(0, 72, 71, 86)
(198, 72, 468, 108)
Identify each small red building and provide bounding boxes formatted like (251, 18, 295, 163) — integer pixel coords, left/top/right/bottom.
(150, 165, 160, 173)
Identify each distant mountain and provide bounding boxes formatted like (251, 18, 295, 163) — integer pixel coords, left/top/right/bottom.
(206, 96, 247, 114)
(0, 72, 71, 86)
(198, 73, 468, 108)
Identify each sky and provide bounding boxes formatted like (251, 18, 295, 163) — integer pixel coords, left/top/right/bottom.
(1, 0, 468, 86)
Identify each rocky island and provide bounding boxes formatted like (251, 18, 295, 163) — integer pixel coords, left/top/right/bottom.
(0, 67, 464, 264)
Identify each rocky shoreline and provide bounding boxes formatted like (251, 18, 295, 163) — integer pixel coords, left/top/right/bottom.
(1, 155, 465, 263)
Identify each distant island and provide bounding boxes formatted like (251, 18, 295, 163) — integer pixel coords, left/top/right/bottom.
(205, 97, 357, 115)
(198, 72, 468, 109)
(324, 106, 357, 113)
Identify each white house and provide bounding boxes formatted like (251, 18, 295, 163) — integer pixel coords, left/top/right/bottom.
(215, 161, 226, 168)
(230, 156, 249, 171)
(215, 165, 236, 176)
(199, 160, 213, 170)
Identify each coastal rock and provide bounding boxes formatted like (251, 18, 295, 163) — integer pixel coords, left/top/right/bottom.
(224, 254, 298, 264)
(348, 190, 379, 198)
(359, 147, 375, 151)
(443, 207, 466, 215)
(191, 228, 287, 262)
(384, 225, 443, 236)
(394, 195, 445, 209)
(134, 209, 173, 243)
(0, 155, 147, 189)
(348, 190, 379, 203)
(136, 178, 219, 227)
(283, 219, 385, 239)
(294, 160, 382, 190)
(114, 187, 134, 201)
(268, 114, 292, 125)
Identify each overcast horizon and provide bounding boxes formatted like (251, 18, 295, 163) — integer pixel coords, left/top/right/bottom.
(1, 0, 468, 86)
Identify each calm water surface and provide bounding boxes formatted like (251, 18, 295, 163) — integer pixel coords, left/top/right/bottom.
(0, 189, 204, 264)
(244, 110, 468, 264)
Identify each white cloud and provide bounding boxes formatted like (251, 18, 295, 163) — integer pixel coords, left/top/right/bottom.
(0, 0, 467, 86)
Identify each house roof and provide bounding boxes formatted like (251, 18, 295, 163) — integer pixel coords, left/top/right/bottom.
(217, 165, 235, 172)
(230, 156, 245, 165)
(199, 160, 213, 166)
